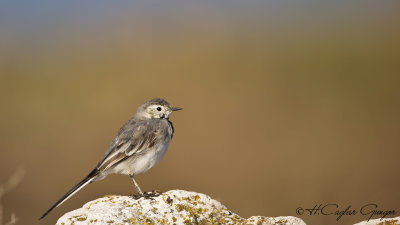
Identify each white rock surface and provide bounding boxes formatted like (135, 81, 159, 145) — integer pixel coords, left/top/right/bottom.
(56, 190, 306, 225)
(354, 216, 400, 225)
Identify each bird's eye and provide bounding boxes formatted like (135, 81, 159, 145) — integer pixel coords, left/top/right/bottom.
(157, 107, 162, 111)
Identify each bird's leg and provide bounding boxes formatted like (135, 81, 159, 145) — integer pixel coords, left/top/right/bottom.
(129, 175, 144, 196)
(129, 175, 161, 199)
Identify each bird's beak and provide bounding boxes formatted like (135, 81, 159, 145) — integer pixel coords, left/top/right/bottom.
(171, 106, 182, 111)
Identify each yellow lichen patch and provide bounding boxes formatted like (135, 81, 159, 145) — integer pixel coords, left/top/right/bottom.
(86, 200, 100, 209)
(130, 218, 136, 224)
(72, 215, 87, 221)
(151, 207, 158, 214)
(206, 207, 245, 225)
(377, 219, 399, 225)
(233, 215, 241, 220)
(174, 203, 219, 224)
(104, 195, 117, 198)
(178, 195, 207, 208)
(145, 218, 155, 225)
(175, 204, 186, 212)
(275, 219, 288, 225)
(101, 195, 118, 204)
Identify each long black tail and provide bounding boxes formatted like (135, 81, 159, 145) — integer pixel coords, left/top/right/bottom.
(39, 169, 98, 220)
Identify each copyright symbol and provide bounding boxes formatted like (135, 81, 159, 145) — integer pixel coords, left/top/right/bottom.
(296, 207, 304, 215)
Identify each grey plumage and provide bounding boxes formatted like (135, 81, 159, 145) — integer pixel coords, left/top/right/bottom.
(40, 98, 181, 220)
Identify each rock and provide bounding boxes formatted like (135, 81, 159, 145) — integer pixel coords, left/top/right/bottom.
(354, 216, 400, 225)
(56, 190, 306, 225)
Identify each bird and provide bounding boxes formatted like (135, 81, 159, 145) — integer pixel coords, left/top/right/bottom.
(40, 98, 182, 220)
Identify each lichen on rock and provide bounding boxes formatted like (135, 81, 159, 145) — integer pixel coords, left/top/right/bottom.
(354, 216, 400, 225)
(56, 190, 306, 225)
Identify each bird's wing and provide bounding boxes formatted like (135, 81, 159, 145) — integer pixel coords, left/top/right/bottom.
(95, 120, 157, 172)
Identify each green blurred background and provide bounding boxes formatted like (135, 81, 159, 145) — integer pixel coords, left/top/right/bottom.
(0, 1, 399, 225)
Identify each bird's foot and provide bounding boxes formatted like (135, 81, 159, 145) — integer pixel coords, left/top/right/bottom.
(130, 194, 142, 200)
(144, 190, 162, 198)
(131, 190, 162, 200)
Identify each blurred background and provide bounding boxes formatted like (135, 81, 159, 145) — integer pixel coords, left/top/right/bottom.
(0, 1, 399, 225)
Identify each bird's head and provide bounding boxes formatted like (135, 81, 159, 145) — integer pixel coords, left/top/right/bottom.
(135, 98, 182, 119)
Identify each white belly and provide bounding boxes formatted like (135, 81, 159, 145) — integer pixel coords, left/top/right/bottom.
(111, 142, 169, 176)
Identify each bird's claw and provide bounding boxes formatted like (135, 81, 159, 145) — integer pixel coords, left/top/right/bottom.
(131, 190, 162, 200)
(143, 190, 162, 199)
